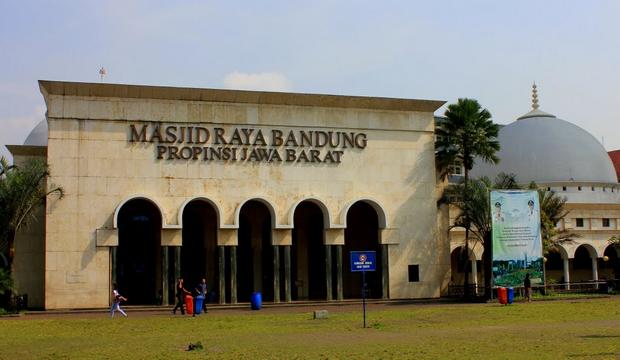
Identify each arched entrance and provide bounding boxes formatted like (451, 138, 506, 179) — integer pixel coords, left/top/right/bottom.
(116, 199, 162, 305)
(572, 245, 597, 282)
(601, 245, 620, 280)
(343, 201, 382, 299)
(237, 200, 274, 302)
(181, 200, 219, 301)
(545, 250, 564, 284)
(291, 201, 326, 300)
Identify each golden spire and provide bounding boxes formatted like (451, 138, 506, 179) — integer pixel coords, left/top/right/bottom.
(532, 82, 539, 110)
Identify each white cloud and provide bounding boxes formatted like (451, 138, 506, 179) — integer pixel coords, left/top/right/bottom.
(222, 72, 292, 92)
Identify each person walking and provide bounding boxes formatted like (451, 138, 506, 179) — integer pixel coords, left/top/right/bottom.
(173, 277, 190, 315)
(110, 283, 128, 318)
(196, 278, 208, 314)
(524, 273, 532, 302)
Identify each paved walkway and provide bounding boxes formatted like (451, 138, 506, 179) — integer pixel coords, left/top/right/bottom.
(3, 295, 614, 320)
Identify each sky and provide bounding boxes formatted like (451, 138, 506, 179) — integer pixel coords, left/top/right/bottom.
(1, 0, 619, 162)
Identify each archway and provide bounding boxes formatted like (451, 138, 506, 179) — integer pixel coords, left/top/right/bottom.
(343, 201, 382, 299)
(291, 201, 326, 300)
(116, 199, 162, 305)
(237, 200, 274, 302)
(572, 245, 596, 282)
(450, 247, 470, 286)
(601, 245, 620, 280)
(545, 250, 564, 284)
(181, 200, 219, 301)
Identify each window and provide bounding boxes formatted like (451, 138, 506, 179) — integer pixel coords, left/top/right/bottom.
(408, 265, 420, 282)
(603, 218, 610, 227)
(547, 187, 551, 191)
(562, 186, 567, 191)
(576, 218, 584, 227)
(592, 186, 595, 191)
(578, 186, 582, 191)
(448, 163, 463, 176)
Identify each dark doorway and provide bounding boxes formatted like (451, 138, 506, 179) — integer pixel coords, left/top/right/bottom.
(342, 201, 382, 299)
(116, 199, 162, 305)
(237, 200, 274, 302)
(181, 200, 218, 300)
(291, 201, 326, 300)
(602, 246, 620, 280)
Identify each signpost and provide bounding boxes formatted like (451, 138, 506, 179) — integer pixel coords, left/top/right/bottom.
(350, 251, 376, 328)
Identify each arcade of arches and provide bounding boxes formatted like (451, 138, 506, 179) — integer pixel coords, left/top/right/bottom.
(450, 244, 620, 290)
(114, 199, 388, 305)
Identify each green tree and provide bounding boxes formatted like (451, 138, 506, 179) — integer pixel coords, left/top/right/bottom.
(435, 98, 500, 297)
(0, 157, 63, 271)
(449, 173, 519, 299)
(530, 183, 578, 255)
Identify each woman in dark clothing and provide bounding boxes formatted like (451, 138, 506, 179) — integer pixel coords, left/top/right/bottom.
(173, 277, 190, 314)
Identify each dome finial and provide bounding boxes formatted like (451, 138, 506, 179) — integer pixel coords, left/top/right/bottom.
(532, 82, 539, 110)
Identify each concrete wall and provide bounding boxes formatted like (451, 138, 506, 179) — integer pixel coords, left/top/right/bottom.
(41, 82, 446, 308)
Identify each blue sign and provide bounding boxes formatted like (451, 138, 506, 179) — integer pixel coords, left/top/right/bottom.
(350, 251, 376, 272)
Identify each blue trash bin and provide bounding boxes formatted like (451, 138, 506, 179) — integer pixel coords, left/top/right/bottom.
(194, 295, 204, 314)
(251, 292, 262, 310)
(507, 287, 514, 304)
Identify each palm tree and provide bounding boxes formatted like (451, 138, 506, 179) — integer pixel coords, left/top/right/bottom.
(451, 174, 519, 299)
(533, 186, 578, 255)
(436, 98, 500, 297)
(0, 157, 63, 271)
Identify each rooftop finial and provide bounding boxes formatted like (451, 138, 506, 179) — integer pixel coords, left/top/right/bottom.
(532, 82, 539, 110)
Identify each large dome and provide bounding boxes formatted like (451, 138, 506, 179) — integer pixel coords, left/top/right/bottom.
(24, 119, 48, 146)
(471, 111, 617, 184)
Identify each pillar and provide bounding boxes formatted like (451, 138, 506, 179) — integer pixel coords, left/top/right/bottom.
(161, 246, 169, 305)
(110, 246, 117, 305)
(230, 246, 237, 304)
(325, 245, 332, 301)
(174, 246, 181, 280)
(563, 257, 570, 290)
(218, 246, 226, 304)
(471, 259, 478, 295)
(592, 256, 599, 289)
(284, 245, 291, 302)
(273, 245, 280, 303)
(336, 245, 343, 301)
(381, 244, 389, 299)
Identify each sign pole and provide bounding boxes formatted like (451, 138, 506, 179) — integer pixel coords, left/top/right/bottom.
(362, 270, 366, 328)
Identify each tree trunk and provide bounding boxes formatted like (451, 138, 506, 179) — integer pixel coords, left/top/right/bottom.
(6, 228, 15, 273)
(462, 170, 471, 299)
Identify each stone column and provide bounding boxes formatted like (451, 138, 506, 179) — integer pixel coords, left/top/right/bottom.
(325, 245, 332, 301)
(381, 244, 389, 299)
(336, 245, 343, 301)
(218, 246, 226, 304)
(284, 245, 291, 302)
(273, 245, 281, 303)
(110, 246, 117, 306)
(471, 259, 478, 295)
(230, 246, 237, 304)
(161, 246, 169, 305)
(563, 257, 570, 290)
(592, 256, 599, 289)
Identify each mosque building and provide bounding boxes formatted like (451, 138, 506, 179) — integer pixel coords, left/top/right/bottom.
(6, 80, 447, 309)
(449, 85, 620, 290)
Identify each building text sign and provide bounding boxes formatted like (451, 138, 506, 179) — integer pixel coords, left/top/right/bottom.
(129, 124, 367, 164)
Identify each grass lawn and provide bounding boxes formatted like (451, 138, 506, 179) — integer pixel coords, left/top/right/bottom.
(1, 297, 619, 359)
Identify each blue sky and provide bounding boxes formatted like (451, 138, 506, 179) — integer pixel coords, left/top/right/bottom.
(1, 1, 619, 161)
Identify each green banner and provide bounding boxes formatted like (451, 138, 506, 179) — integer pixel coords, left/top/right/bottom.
(491, 190, 543, 287)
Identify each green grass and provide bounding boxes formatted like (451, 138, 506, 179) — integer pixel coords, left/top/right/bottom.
(1, 298, 620, 359)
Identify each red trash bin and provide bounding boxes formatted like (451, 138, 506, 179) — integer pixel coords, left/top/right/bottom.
(185, 295, 194, 315)
(498, 287, 507, 305)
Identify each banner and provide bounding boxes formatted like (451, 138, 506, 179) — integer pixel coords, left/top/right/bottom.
(491, 190, 543, 287)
